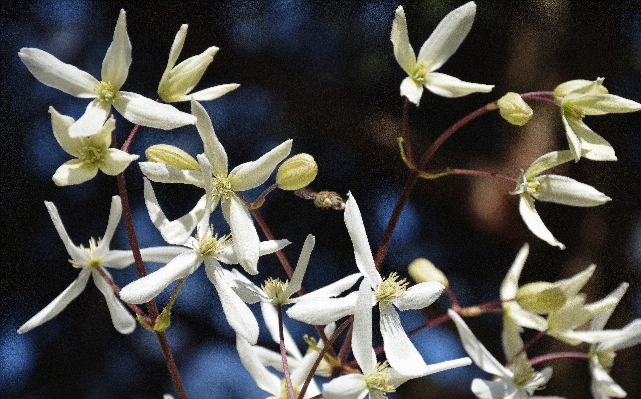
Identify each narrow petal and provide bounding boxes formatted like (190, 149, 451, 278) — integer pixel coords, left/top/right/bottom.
(562, 115, 583, 162)
(92, 270, 135, 334)
(285, 234, 315, 297)
(159, 25, 188, 88)
(261, 302, 302, 360)
(18, 268, 91, 334)
(49, 106, 81, 156)
(191, 100, 228, 176)
(96, 196, 123, 255)
(352, 280, 376, 373)
(400, 76, 424, 105)
(112, 91, 196, 130)
(569, 119, 617, 161)
(53, 159, 99, 186)
(598, 319, 641, 352)
(44, 201, 89, 262)
(292, 273, 362, 300)
(344, 194, 381, 287)
(572, 93, 641, 115)
(236, 335, 281, 394)
(217, 239, 291, 265)
(68, 99, 111, 138)
(591, 355, 627, 398)
(18, 48, 98, 97)
(322, 374, 368, 399)
(393, 281, 444, 311)
(424, 72, 493, 98)
(119, 251, 201, 304)
(533, 175, 611, 207)
(390, 6, 416, 76)
(471, 377, 514, 399)
(229, 140, 293, 191)
(500, 244, 529, 300)
(99, 149, 139, 175)
(101, 10, 131, 90)
(226, 268, 267, 304)
(417, 1, 476, 71)
(379, 302, 429, 376)
(205, 260, 259, 344)
(223, 196, 260, 274)
(189, 84, 240, 102)
(525, 149, 576, 179)
(448, 310, 511, 377)
(139, 161, 204, 186)
(518, 195, 565, 249)
(287, 292, 358, 325)
(103, 246, 188, 269)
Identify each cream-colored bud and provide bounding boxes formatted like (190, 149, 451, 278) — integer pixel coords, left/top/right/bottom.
(145, 144, 200, 170)
(276, 153, 318, 191)
(497, 92, 533, 126)
(515, 281, 566, 314)
(408, 258, 448, 287)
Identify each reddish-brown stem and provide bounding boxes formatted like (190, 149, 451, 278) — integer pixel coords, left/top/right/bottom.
(121, 124, 141, 153)
(529, 351, 589, 366)
(95, 266, 153, 325)
(446, 287, 461, 310)
(249, 183, 279, 209)
(278, 305, 297, 399)
(447, 168, 517, 183)
(335, 318, 354, 372)
(506, 329, 548, 367)
(157, 331, 189, 399)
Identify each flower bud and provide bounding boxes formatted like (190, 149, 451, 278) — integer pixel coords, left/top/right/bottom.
(276, 153, 318, 191)
(497, 92, 533, 126)
(515, 281, 566, 314)
(145, 144, 200, 170)
(408, 258, 448, 287)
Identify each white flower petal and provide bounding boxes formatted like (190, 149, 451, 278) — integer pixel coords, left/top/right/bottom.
(292, 273, 362, 300)
(589, 282, 627, 331)
(229, 139, 293, 191)
(285, 234, 315, 297)
(223, 195, 260, 274)
(101, 10, 131, 90)
(344, 193, 381, 287)
(533, 174, 611, 207)
(53, 159, 99, 186)
(518, 195, 565, 249)
(525, 150, 576, 179)
(598, 319, 641, 352)
(425, 72, 493, 98)
(287, 292, 358, 325)
(18, 268, 91, 334)
(49, 106, 81, 156)
(471, 377, 514, 399)
(352, 280, 376, 373)
(417, 1, 476, 71)
(92, 270, 135, 334)
(225, 268, 267, 304)
(394, 281, 444, 311)
(322, 374, 368, 399)
(99, 149, 139, 175)
(217, 239, 290, 265)
(68, 99, 111, 138)
(95, 196, 122, 256)
(562, 116, 583, 162)
(400, 76, 424, 105)
(159, 25, 188, 86)
(569, 119, 617, 161)
(390, 6, 416, 76)
(236, 335, 281, 394)
(139, 161, 204, 186)
(191, 100, 228, 176)
(44, 201, 89, 262)
(205, 260, 259, 344)
(18, 48, 98, 98)
(572, 94, 641, 115)
(119, 251, 201, 304)
(103, 246, 188, 269)
(112, 91, 196, 130)
(591, 355, 627, 398)
(500, 244, 529, 300)
(189, 84, 240, 101)
(379, 302, 430, 376)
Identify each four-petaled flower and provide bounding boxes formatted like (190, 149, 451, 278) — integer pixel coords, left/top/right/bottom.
(510, 150, 611, 249)
(19, 10, 196, 138)
(391, 2, 494, 105)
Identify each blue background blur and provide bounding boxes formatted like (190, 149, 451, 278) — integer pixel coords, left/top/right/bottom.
(2, 0, 641, 398)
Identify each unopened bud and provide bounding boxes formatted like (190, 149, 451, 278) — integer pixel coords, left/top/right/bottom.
(515, 281, 566, 314)
(408, 258, 448, 287)
(497, 92, 533, 126)
(276, 153, 318, 191)
(146, 144, 200, 170)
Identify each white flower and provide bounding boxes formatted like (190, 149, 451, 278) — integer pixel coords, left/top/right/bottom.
(554, 78, 641, 161)
(49, 107, 138, 185)
(158, 24, 239, 103)
(18, 10, 196, 137)
(391, 2, 494, 105)
(449, 310, 559, 399)
(589, 283, 641, 399)
(510, 150, 611, 249)
(139, 100, 292, 274)
(18, 196, 183, 334)
(120, 155, 290, 344)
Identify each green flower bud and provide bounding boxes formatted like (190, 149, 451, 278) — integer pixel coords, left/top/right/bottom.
(408, 258, 448, 287)
(515, 281, 566, 314)
(276, 153, 318, 191)
(497, 92, 533, 126)
(145, 144, 200, 170)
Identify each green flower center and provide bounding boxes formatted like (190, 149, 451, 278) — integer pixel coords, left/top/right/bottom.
(194, 226, 232, 258)
(80, 146, 103, 164)
(563, 103, 584, 120)
(412, 62, 429, 84)
(261, 277, 291, 305)
(375, 272, 408, 303)
(364, 362, 395, 395)
(213, 176, 233, 199)
(69, 237, 102, 269)
(97, 81, 117, 103)
(525, 179, 540, 195)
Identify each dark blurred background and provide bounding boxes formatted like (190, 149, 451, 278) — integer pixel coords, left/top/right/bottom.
(2, 0, 640, 398)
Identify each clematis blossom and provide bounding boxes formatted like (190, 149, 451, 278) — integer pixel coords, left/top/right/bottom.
(19, 10, 196, 138)
(18, 196, 184, 334)
(510, 150, 611, 249)
(391, 2, 494, 105)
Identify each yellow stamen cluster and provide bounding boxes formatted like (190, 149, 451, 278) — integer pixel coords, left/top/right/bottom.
(69, 237, 102, 269)
(375, 272, 408, 303)
(97, 81, 117, 103)
(213, 176, 233, 199)
(364, 361, 396, 395)
(80, 146, 103, 164)
(525, 179, 540, 195)
(262, 277, 291, 305)
(412, 62, 429, 84)
(194, 226, 232, 258)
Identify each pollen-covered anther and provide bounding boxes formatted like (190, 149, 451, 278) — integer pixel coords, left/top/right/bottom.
(364, 361, 396, 394)
(80, 146, 103, 164)
(194, 226, 232, 258)
(97, 81, 117, 103)
(526, 179, 540, 195)
(262, 277, 290, 304)
(412, 62, 429, 83)
(375, 272, 409, 303)
(69, 237, 103, 268)
(212, 176, 233, 199)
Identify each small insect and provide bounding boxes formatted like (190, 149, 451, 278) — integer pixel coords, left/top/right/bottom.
(294, 187, 345, 210)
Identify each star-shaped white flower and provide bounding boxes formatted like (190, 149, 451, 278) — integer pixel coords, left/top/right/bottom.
(510, 150, 611, 249)
(120, 155, 289, 344)
(139, 100, 292, 274)
(554, 78, 641, 161)
(19, 10, 196, 138)
(158, 24, 239, 103)
(391, 2, 494, 105)
(18, 196, 184, 334)
(49, 107, 138, 185)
